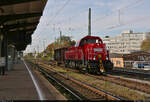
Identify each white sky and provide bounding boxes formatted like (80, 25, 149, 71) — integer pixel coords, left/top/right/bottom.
(24, 0, 150, 53)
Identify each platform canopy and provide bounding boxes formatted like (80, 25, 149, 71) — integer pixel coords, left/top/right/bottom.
(0, 0, 48, 51)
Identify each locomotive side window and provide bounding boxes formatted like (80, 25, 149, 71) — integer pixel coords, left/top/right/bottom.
(80, 39, 87, 46)
(86, 39, 101, 44)
(79, 39, 102, 46)
(86, 39, 96, 43)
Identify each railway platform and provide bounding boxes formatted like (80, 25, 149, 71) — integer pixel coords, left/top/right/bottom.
(0, 59, 66, 100)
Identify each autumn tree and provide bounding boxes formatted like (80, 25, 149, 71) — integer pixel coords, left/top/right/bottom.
(141, 39, 150, 51)
(44, 35, 76, 59)
(55, 35, 76, 48)
(46, 43, 55, 58)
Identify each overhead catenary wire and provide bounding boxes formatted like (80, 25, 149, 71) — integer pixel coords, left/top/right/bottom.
(93, 0, 144, 24)
(91, 0, 145, 33)
(47, 0, 143, 39)
(26, 0, 148, 53)
(64, 0, 144, 35)
(95, 15, 150, 34)
(39, 0, 73, 50)
(46, 0, 72, 26)
(92, 0, 146, 34)
(107, 15, 150, 30)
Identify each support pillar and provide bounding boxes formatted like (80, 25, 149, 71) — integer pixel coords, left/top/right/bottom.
(4, 35, 8, 71)
(0, 34, 2, 75)
(1, 38, 5, 75)
(0, 34, 8, 75)
(13, 47, 16, 64)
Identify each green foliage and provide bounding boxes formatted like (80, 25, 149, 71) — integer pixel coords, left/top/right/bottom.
(55, 35, 76, 48)
(141, 39, 150, 51)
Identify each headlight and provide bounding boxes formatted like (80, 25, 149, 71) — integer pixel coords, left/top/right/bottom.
(94, 48, 103, 52)
(93, 56, 96, 60)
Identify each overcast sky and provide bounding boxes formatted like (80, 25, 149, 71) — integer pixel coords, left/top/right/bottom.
(24, 0, 150, 53)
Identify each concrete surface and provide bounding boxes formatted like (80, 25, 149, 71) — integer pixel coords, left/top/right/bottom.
(0, 60, 66, 100)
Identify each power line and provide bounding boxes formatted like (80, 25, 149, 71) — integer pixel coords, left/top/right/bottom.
(64, 0, 144, 34)
(93, 0, 144, 24)
(107, 16, 150, 30)
(46, 0, 72, 26)
(30, 0, 147, 52)
(95, 15, 150, 34)
(91, 0, 146, 34)
(119, 0, 144, 11)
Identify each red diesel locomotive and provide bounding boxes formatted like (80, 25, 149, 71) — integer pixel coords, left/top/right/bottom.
(54, 36, 113, 73)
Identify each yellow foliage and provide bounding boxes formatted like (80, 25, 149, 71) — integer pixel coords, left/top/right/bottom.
(141, 39, 150, 51)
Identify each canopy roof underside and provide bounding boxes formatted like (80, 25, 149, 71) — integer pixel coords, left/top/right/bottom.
(0, 0, 47, 51)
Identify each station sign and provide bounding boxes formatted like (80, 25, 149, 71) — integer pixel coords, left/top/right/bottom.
(0, 57, 5, 67)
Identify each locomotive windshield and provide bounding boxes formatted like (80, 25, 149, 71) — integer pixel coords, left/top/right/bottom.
(86, 39, 102, 44)
(86, 39, 95, 43)
(80, 38, 102, 46)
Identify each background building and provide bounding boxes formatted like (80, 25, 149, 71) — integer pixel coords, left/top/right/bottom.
(110, 51, 150, 68)
(103, 30, 150, 54)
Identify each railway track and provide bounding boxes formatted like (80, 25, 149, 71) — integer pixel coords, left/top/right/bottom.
(113, 67, 150, 75)
(28, 59, 150, 100)
(28, 60, 121, 100)
(87, 73, 150, 94)
(38, 59, 150, 95)
(108, 69, 150, 81)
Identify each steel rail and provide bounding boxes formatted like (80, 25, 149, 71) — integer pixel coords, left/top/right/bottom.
(40, 60, 150, 95)
(35, 64, 83, 100)
(34, 61, 121, 100)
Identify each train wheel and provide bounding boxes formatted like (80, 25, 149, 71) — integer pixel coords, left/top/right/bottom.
(94, 68, 98, 75)
(86, 64, 90, 73)
(65, 63, 68, 67)
(90, 68, 97, 74)
(65, 61, 67, 67)
(76, 62, 80, 70)
(104, 60, 113, 72)
(65, 60, 69, 67)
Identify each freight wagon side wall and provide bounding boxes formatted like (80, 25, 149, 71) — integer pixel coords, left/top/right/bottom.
(65, 48, 83, 61)
(54, 49, 60, 61)
(61, 48, 68, 63)
(54, 48, 68, 64)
